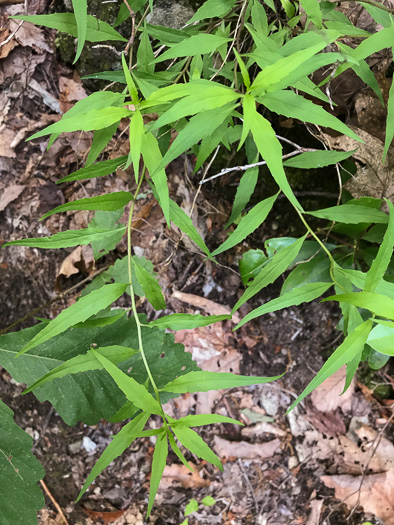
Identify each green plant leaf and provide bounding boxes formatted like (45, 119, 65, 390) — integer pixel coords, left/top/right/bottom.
(12, 13, 127, 42)
(202, 496, 216, 506)
(173, 414, 243, 427)
(23, 346, 139, 394)
(365, 200, 394, 292)
(243, 94, 302, 210)
(28, 107, 132, 141)
(233, 235, 307, 311)
(150, 313, 230, 330)
(154, 34, 231, 63)
(86, 122, 121, 167)
(133, 258, 166, 310)
(368, 349, 390, 370)
(188, 0, 236, 23)
(39, 192, 132, 220)
(3, 226, 126, 250)
(283, 149, 357, 169)
(72, 0, 87, 62)
(168, 199, 213, 259)
(137, 22, 155, 74)
(212, 192, 278, 256)
(57, 156, 128, 183)
(185, 499, 199, 516)
(129, 110, 144, 182)
(89, 209, 126, 260)
(16, 284, 128, 356)
(0, 316, 198, 426)
(92, 350, 162, 414)
(0, 400, 45, 525)
(172, 425, 223, 470)
(334, 268, 394, 301)
(260, 91, 362, 142)
(324, 291, 394, 320)
(308, 204, 388, 224)
(160, 370, 283, 393)
(226, 165, 259, 227)
(122, 53, 139, 104)
(281, 256, 331, 294)
(287, 320, 372, 412)
(367, 323, 394, 356)
(239, 249, 267, 286)
(168, 431, 193, 471)
(147, 431, 168, 518)
(235, 282, 332, 329)
(300, 0, 322, 28)
(77, 413, 149, 502)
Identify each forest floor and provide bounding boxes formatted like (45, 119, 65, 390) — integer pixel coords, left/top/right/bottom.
(0, 1, 393, 525)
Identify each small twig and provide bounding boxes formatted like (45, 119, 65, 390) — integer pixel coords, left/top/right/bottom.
(123, 0, 136, 56)
(0, 20, 24, 49)
(201, 148, 316, 184)
(40, 480, 69, 525)
(237, 459, 260, 519)
(91, 44, 122, 57)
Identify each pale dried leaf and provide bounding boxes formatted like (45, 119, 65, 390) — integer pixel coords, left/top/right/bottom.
(172, 289, 240, 323)
(214, 436, 281, 459)
(0, 184, 25, 211)
(9, 18, 52, 53)
(59, 76, 88, 113)
(0, 126, 17, 158)
(306, 499, 323, 525)
(311, 366, 354, 413)
(321, 470, 394, 525)
(161, 463, 210, 489)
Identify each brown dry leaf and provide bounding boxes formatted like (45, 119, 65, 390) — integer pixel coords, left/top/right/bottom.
(321, 470, 394, 525)
(305, 499, 323, 525)
(214, 435, 281, 460)
(56, 245, 94, 285)
(0, 28, 17, 58)
(311, 366, 354, 413)
(9, 18, 52, 53)
(0, 184, 25, 211)
(83, 509, 126, 524)
(172, 289, 241, 323)
(161, 463, 210, 489)
(0, 126, 17, 158)
(322, 127, 394, 201)
(59, 76, 88, 113)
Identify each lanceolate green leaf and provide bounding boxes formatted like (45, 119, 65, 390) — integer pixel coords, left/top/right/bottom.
(173, 414, 242, 427)
(77, 413, 149, 502)
(243, 94, 302, 210)
(260, 91, 362, 142)
(72, 0, 87, 62)
(172, 425, 223, 470)
(150, 313, 230, 330)
(147, 432, 168, 518)
(235, 282, 332, 329)
(226, 165, 259, 227)
(188, 0, 236, 23)
(364, 200, 394, 292)
(335, 268, 394, 301)
(308, 204, 388, 224)
(3, 227, 126, 250)
(233, 235, 307, 312)
(154, 34, 231, 63)
(283, 149, 356, 169)
(129, 110, 144, 182)
(57, 156, 128, 183)
(40, 192, 132, 220)
(300, 0, 322, 28)
(324, 292, 394, 320)
(287, 320, 372, 412)
(12, 13, 127, 42)
(23, 346, 139, 394)
(17, 284, 128, 356)
(168, 432, 193, 471)
(383, 78, 394, 161)
(122, 53, 139, 104)
(92, 350, 162, 415)
(160, 370, 283, 393)
(367, 323, 394, 356)
(212, 192, 278, 256)
(133, 259, 166, 310)
(86, 122, 120, 167)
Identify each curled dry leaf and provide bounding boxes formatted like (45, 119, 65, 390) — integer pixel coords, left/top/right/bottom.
(56, 245, 94, 281)
(321, 470, 394, 525)
(310, 365, 354, 413)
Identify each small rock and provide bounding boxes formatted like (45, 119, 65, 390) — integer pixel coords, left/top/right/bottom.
(82, 436, 97, 455)
(69, 440, 82, 455)
(288, 456, 299, 469)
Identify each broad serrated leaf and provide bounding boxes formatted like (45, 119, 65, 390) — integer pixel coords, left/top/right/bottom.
(133, 258, 166, 310)
(260, 91, 362, 142)
(72, 0, 87, 62)
(0, 316, 198, 425)
(324, 291, 394, 320)
(0, 400, 45, 525)
(3, 226, 126, 250)
(364, 200, 394, 292)
(92, 350, 162, 414)
(160, 370, 283, 393)
(308, 204, 388, 224)
(57, 156, 128, 183)
(11, 13, 127, 42)
(367, 323, 394, 356)
(172, 425, 223, 470)
(16, 284, 128, 356)
(172, 414, 243, 427)
(40, 192, 132, 220)
(243, 94, 302, 210)
(233, 235, 307, 312)
(212, 192, 278, 256)
(283, 149, 357, 169)
(154, 34, 231, 63)
(150, 314, 230, 330)
(147, 431, 168, 517)
(23, 346, 139, 394)
(77, 413, 149, 501)
(287, 320, 372, 412)
(235, 282, 332, 329)
(188, 0, 236, 23)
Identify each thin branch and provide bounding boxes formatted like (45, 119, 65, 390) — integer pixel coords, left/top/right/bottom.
(0, 20, 24, 49)
(40, 480, 69, 525)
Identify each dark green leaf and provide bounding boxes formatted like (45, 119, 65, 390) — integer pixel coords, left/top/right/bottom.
(239, 249, 267, 286)
(133, 258, 166, 310)
(147, 431, 168, 517)
(283, 149, 357, 169)
(57, 156, 128, 184)
(308, 204, 388, 224)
